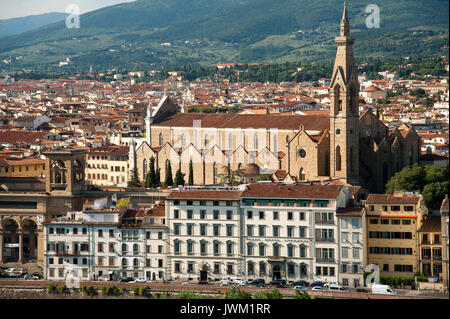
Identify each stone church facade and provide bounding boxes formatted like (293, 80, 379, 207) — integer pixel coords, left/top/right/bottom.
(132, 5, 420, 194)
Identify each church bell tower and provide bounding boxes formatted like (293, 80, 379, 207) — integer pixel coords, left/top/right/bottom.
(329, 2, 360, 185)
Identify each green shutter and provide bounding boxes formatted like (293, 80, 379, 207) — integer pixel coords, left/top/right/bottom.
(297, 200, 311, 204)
(315, 200, 329, 204)
(257, 199, 269, 203)
(244, 199, 255, 204)
(271, 200, 282, 203)
(284, 200, 295, 203)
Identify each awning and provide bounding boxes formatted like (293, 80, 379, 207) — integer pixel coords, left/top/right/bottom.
(284, 200, 295, 203)
(315, 200, 329, 204)
(271, 200, 282, 203)
(297, 200, 311, 204)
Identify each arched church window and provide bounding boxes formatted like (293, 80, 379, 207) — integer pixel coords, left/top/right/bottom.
(336, 129, 341, 135)
(204, 134, 209, 149)
(299, 168, 305, 181)
(336, 145, 341, 171)
(273, 134, 278, 152)
(228, 133, 233, 149)
(143, 159, 147, 176)
(349, 146, 354, 173)
(181, 133, 186, 148)
(213, 162, 218, 184)
(159, 133, 163, 146)
(254, 134, 258, 150)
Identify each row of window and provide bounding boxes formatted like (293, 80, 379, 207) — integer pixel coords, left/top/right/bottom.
(174, 240, 236, 256)
(174, 223, 237, 237)
(247, 243, 308, 258)
(369, 219, 413, 225)
(368, 205, 415, 212)
(173, 200, 233, 207)
(369, 247, 413, 255)
(369, 231, 413, 239)
(247, 225, 308, 238)
(0, 165, 43, 173)
(173, 209, 235, 220)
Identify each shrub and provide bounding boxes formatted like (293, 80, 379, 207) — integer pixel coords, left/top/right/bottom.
(46, 284, 57, 294)
(223, 287, 251, 299)
(252, 289, 283, 299)
(119, 287, 126, 294)
(133, 287, 140, 296)
(56, 285, 69, 294)
(177, 290, 207, 299)
(293, 290, 311, 299)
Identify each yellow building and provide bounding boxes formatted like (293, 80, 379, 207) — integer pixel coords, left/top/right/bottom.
(0, 158, 46, 178)
(418, 215, 442, 279)
(365, 191, 427, 278)
(86, 145, 129, 186)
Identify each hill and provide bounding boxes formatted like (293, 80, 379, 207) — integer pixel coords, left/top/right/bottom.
(0, 12, 66, 39)
(0, 0, 448, 72)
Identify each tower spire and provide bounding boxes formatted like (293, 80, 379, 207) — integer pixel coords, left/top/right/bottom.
(145, 102, 153, 145)
(340, 2, 350, 37)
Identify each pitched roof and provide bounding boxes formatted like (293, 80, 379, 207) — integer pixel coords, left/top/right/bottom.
(167, 190, 242, 200)
(241, 183, 342, 199)
(418, 215, 441, 233)
(153, 113, 330, 131)
(366, 194, 420, 205)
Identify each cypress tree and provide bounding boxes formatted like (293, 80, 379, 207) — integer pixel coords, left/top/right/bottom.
(188, 159, 194, 185)
(149, 156, 156, 187)
(164, 161, 173, 187)
(174, 168, 186, 186)
(155, 167, 161, 187)
(128, 168, 140, 187)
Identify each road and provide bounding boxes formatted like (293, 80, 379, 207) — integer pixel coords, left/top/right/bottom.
(0, 278, 447, 299)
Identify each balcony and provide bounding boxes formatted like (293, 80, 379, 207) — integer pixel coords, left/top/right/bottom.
(316, 258, 335, 263)
(55, 250, 80, 256)
(315, 220, 334, 225)
(316, 237, 335, 243)
(433, 256, 442, 260)
(267, 256, 286, 262)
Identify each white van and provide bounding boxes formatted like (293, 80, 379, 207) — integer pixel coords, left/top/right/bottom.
(328, 284, 347, 292)
(371, 284, 397, 295)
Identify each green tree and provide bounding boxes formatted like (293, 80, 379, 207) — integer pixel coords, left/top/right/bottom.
(423, 181, 449, 210)
(385, 164, 426, 194)
(256, 174, 274, 182)
(164, 161, 173, 187)
(174, 168, 186, 186)
(128, 167, 141, 187)
(155, 167, 161, 187)
(148, 156, 157, 187)
(188, 160, 194, 185)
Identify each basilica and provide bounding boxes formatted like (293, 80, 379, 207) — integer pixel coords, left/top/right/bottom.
(131, 5, 421, 194)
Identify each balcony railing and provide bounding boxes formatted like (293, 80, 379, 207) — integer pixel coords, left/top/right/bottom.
(316, 258, 335, 263)
(55, 250, 80, 256)
(315, 220, 334, 225)
(316, 237, 335, 243)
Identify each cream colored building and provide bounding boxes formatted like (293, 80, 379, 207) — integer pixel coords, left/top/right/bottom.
(86, 145, 129, 187)
(365, 191, 427, 278)
(440, 195, 449, 292)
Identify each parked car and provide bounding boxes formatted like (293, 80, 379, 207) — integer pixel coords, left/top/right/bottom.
(371, 284, 397, 295)
(250, 278, 265, 285)
(312, 286, 323, 291)
(276, 284, 289, 289)
(328, 284, 348, 292)
(256, 284, 268, 288)
(292, 280, 310, 287)
(198, 281, 209, 285)
(24, 274, 40, 280)
(269, 279, 286, 286)
(220, 278, 232, 286)
(133, 278, 151, 283)
(293, 285, 307, 290)
(119, 277, 134, 282)
(356, 288, 369, 293)
(234, 278, 247, 286)
(310, 281, 324, 287)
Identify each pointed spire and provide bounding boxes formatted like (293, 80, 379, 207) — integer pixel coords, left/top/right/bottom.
(340, 2, 350, 37)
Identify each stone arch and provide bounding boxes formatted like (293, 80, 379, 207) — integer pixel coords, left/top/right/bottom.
(21, 219, 38, 261)
(2, 219, 20, 262)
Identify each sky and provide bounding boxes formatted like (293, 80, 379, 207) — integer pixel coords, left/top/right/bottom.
(0, 0, 136, 20)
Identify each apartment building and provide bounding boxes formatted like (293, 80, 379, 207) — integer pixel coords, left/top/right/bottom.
(240, 183, 351, 284)
(43, 202, 168, 281)
(0, 158, 46, 178)
(165, 187, 243, 281)
(43, 207, 122, 281)
(440, 195, 449, 292)
(418, 215, 442, 279)
(336, 205, 366, 288)
(365, 191, 428, 278)
(86, 145, 129, 186)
